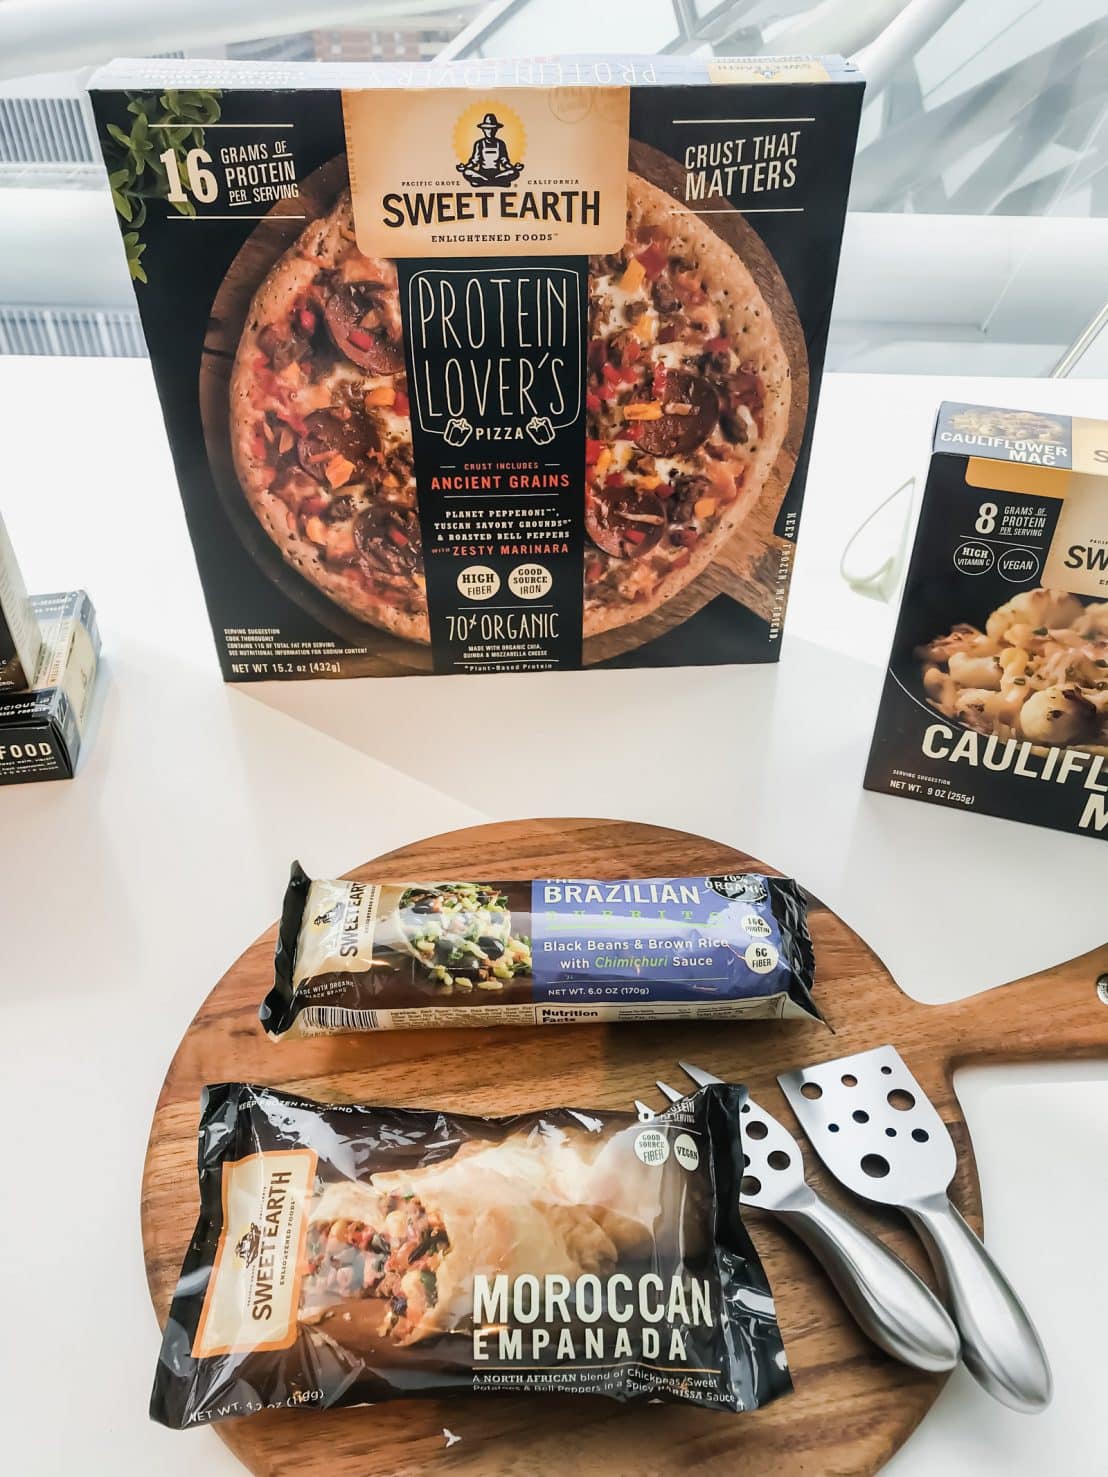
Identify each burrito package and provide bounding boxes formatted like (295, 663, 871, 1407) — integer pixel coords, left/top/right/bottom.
(150, 1082, 791, 1428)
(262, 863, 818, 1036)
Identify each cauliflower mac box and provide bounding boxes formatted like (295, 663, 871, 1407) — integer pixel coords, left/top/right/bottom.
(89, 55, 862, 680)
(866, 403, 1108, 841)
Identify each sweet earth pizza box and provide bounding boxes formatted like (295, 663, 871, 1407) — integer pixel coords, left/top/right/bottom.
(0, 507, 43, 692)
(0, 591, 100, 785)
(89, 55, 863, 681)
(866, 403, 1108, 841)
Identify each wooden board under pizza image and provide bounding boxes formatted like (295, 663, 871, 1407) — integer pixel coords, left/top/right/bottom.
(92, 60, 864, 681)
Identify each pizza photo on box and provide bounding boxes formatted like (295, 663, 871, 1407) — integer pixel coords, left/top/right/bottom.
(204, 143, 808, 669)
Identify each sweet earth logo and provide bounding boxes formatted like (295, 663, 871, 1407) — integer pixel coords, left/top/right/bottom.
(352, 86, 622, 254)
(234, 1222, 263, 1266)
(452, 101, 525, 187)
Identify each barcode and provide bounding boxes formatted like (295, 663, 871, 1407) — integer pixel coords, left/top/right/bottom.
(299, 1006, 381, 1033)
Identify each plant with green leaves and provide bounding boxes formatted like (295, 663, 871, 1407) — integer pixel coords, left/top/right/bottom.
(102, 89, 222, 283)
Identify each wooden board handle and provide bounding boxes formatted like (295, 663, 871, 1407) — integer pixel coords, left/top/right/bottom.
(941, 944, 1108, 1068)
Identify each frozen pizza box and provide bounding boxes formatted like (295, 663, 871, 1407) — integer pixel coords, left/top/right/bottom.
(0, 591, 101, 784)
(865, 403, 1108, 841)
(88, 54, 863, 680)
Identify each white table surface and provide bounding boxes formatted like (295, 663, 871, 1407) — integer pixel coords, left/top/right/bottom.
(0, 359, 1105, 1476)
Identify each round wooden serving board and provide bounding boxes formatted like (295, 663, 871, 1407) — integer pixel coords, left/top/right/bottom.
(142, 819, 1108, 1476)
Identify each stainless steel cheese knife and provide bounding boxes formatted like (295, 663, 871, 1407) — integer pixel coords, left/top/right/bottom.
(638, 1064, 959, 1373)
(778, 1044, 1051, 1412)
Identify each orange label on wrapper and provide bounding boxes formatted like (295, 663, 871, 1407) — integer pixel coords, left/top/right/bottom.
(342, 87, 629, 258)
(193, 1149, 317, 1358)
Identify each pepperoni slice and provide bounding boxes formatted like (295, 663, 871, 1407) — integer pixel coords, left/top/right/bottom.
(355, 504, 422, 578)
(632, 370, 718, 457)
(323, 281, 405, 374)
(297, 408, 378, 481)
(585, 488, 668, 559)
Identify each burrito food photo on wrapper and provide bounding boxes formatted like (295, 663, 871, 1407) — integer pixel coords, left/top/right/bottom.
(262, 863, 818, 1035)
(150, 1081, 791, 1428)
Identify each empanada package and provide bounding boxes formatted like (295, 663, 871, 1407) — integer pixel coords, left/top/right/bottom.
(262, 862, 818, 1036)
(150, 1082, 792, 1428)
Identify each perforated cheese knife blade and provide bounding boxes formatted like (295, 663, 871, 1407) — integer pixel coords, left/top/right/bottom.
(778, 1044, 1052, 1413)
(642, 1069, 959, 1373)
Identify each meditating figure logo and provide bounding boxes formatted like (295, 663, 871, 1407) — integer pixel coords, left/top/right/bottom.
(235, 1223, 262, 1266)
(456, 111, 524, 188)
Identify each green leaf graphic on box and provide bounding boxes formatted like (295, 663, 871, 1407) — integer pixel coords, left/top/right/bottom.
(102, 89, 222, 284)
(123, 232, 147, 284)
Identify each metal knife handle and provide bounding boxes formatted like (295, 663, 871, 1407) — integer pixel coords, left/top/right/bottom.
(774, 1188, 960, 1372)
(906, 1195, 1052, 1411)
